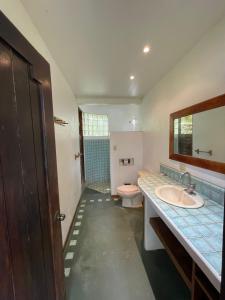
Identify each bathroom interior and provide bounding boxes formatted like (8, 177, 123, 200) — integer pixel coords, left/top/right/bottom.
(81, 110, 111, 194)
(1, 1, 225, 300)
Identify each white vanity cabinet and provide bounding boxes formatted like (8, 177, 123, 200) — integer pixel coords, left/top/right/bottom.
(144, 196, 163, 250)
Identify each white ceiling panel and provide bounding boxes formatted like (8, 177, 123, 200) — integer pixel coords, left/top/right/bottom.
(21, 0, 225, 102)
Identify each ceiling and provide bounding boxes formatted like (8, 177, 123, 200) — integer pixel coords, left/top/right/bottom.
(21, 0, 225, 102)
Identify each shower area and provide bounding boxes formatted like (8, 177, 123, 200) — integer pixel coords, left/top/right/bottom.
(82, 112, 111, 193)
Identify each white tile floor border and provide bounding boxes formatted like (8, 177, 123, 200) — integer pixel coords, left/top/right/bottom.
(65, 252, 74, 260)
(64, 193, 114, 279)
(64, 268, 71, 277)
(69, 239, 77, 246)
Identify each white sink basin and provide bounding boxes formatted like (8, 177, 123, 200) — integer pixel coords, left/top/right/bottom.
(155, 185, 204, 208)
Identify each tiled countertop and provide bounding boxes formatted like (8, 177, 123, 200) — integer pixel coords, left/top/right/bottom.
(138, 172, 224, 292)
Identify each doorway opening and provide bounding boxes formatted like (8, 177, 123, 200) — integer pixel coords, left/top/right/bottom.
(80, 111, 111, 194)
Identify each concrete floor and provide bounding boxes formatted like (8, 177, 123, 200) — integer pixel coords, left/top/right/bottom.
(65, 189, 190, 300)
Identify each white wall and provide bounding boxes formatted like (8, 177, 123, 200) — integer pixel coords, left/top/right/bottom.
(0, 0, 81, 244)
(80, 104, 143, 193)
(110, 132, 143, 194)
(80, 103, 142, 132)
(141, 15, 225, 188)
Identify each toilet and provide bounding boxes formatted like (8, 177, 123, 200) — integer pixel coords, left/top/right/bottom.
(117, 184, 142, 208)
(117, 170, 150, 208)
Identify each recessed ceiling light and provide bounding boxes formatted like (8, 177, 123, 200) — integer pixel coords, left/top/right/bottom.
(130, 75, 135, 80)
(143, 45, 151, 54)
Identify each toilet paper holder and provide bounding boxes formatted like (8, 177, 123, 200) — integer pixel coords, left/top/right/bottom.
(119, 158, 134, 166)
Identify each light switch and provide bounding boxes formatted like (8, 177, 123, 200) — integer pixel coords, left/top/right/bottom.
(113, 145, 117, 151)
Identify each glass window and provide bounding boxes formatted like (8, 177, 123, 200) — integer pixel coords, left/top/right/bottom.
(174, 115, 193, 135)
(82, 113, 109, 137)
(181, 115, 193, 135)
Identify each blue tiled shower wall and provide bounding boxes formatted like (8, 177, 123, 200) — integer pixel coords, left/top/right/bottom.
(84, 138, 110, 184)
(160, 164, 225, 206)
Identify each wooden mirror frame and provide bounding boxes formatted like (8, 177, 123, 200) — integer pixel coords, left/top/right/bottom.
(169, 93, 225, 174)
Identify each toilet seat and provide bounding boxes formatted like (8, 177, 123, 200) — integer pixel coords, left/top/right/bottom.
(116, 172, 144, 208)
(117, 184, 142, 208)
(117, 185, 140, 196)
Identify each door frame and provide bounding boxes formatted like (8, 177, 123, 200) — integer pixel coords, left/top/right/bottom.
(78, 108, 85, 188)
(0, 10, 64, 300)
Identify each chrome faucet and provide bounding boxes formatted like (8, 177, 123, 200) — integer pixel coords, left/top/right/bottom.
(179, 172, 196, 195)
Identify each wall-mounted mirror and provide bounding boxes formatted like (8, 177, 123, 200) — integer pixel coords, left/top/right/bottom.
(170, 94, 225, 174)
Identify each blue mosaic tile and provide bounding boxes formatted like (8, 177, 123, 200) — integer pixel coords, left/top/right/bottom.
(208, 214, 223, 223)
(172, 217, 188, 227)
(195, 214, 212, 224)
(158, 202, 171, 211)
(207, 235, 223, 252)
(197, 207, 212, 215)
(218, 211, 224, 218)
(188, 208, 203, 216)
(189, 238, 214, 253)
(180, 226, 202, 238)
(84, 138, 110, 184)
(205, 200, 218, 207)
(208, 205, 223, 214)
(202, 252, 222, 275)
(194, 225, 212, 237)
(206, 223, 224, 236)
(211, 190, 224, 206)
(166, 208, 178, 218)
(200, 183, 211, 198)
(183, 215, 199, 225)
(173, 207, 190, 217)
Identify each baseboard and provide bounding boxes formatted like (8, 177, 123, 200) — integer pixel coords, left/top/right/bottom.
(63, 194, 82, 254)
(81, 182, 87, 193)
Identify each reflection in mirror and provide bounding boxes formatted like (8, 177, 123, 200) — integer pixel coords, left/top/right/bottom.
(174, 106, 225, 163)
(174, 115, 193, 156)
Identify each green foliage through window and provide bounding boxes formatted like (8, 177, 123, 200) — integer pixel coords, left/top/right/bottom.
(174, 115, 193, 135)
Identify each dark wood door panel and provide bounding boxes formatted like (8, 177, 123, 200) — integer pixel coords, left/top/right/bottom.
(0, 41, 34, 300)
(0, 41, 58, 300)
(0, 41, 46, 300)
(0, 11, 65, 300)
(0, 160, 15, 300)
(12, 52, 47, 299)
(29, 79, 56, 300)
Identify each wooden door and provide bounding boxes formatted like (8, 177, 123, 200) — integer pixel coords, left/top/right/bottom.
(78, 108, 85, 186)
(0, 156, 14, 300)
(0, 12, 65, 300)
